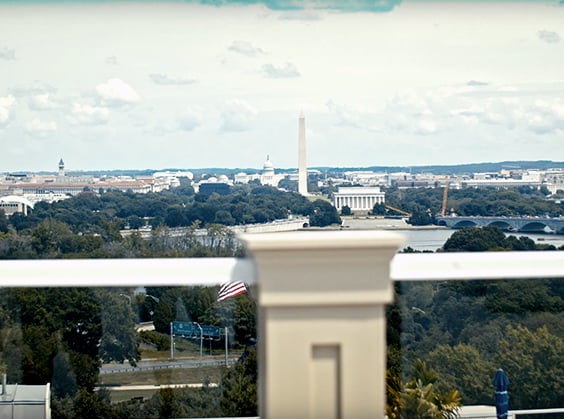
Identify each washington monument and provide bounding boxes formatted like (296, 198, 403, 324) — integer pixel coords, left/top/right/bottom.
(298, 111, 308, 196)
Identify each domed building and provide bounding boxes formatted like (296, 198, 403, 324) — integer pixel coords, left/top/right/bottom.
(260, 156, 286, 187)
(233, 156, 286, 188)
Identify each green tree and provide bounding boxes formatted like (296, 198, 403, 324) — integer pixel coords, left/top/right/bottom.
(30, 219, 73, 256)
(495, 325, 564, 409)
(220, 347, 258, 417)
(372, 202, 387, 215)
(442, 226, 507, 252)
(0, 209, 8, 233)
(309, 199, 341, 227)
(427, 344, 492, 405)
(387, 360, 461, 419)
(98, 291, 140, 366)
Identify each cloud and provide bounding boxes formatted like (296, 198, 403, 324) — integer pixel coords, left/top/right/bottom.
(69, 103, 110, 125)
(198, 0, 401, 12)
(326, 100, 363, 128)
(149, 73, 196, 85)
(278, 11, 322, 20)
(26, 118, 57, 136)
(467, 80, 489, 87)
(0, 47, 15, 60)
(106, 56, 118, 65)
(413, 119, 438, 135)
(176, 108, 202, 131)
(262, 62, 300, 78)
(0, 95, 16, 126)
(28, 93, 58, 110)
(523, 99, 564, 134)
(538, 30, 561, 43)
(228, 40, 265, 57)
(325, 99, 382, 131)
(220, 99, 257, 132)
(96, 78, 140, 104)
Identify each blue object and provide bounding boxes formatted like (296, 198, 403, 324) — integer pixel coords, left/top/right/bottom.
(493, 368, 510, 419)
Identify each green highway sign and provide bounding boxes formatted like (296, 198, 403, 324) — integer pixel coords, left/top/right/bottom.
(171, 321, 220, 339)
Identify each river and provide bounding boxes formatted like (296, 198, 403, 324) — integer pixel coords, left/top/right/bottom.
(340, 218, 564, 252)
(398, 229, 564, 252)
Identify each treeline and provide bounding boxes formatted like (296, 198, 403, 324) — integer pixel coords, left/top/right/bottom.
(381, 185, 564, 225)
(388, 227, 563, 412)
(0, 184, 341, 259)
(4, 184, 338, 233)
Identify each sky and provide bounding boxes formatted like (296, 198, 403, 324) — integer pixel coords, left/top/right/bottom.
(0, 0, 563, 172)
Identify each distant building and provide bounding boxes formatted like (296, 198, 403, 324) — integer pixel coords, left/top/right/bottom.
(544, 169, 564, 194)
(198, 182, 231, 196)
(0, 195, 34, 216)
(233, 156, 286, 187)
(333, 187, 385, 214)
(58, 158, 65, 177)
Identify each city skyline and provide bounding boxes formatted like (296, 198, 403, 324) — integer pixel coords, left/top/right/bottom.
(1, 0, 563, 172)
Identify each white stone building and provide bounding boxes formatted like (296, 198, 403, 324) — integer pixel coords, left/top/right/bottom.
(333, 186, 385, 214)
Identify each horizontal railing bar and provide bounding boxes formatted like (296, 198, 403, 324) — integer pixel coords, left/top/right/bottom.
(0, 251, 562, 288)
(0, 258, 255, 287)
(391, 251, 564, 281)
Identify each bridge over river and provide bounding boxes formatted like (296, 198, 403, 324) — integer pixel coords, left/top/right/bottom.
(435, 216, 564, 234)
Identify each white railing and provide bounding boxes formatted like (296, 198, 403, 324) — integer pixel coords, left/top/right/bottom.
(1, 230, 563, 419)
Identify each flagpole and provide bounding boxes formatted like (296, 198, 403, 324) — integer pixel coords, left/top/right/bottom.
(170, 322, 174, 360)
(224, 326, 228, 366)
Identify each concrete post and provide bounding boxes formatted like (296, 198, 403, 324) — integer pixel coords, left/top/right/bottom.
(241, 230, 404, 419)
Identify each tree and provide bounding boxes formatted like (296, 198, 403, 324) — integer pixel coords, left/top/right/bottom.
(98, 291, 140, 366)
(30, 219, 73, 256)
(372, 202, 386, 215)
(495, 325, 564, 409)
(387, 359, 461, 419)
(341, 205, 352, 216)
(427, 344, 493, 405)
(0, 209, 8, 233)
(442, 226, 507, 252)
(220, 347, 258, 417)
(309, 199, 341, 227)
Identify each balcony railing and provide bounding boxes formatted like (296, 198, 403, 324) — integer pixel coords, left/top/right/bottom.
(1, 230, 563, 419)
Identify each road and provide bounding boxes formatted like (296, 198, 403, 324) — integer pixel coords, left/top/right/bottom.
(96, 383, 218, 391)
(100, 357, 239, 375)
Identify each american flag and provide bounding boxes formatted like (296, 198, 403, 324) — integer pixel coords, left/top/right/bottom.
(217, 281, 247, 302)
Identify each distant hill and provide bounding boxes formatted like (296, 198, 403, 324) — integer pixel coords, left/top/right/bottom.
(312, 160, 564, 175)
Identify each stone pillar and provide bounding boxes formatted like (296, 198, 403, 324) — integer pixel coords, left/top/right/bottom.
(241, 231, 404, 419)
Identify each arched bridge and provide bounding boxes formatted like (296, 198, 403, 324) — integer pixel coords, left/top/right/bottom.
(435, 216, 564, 234)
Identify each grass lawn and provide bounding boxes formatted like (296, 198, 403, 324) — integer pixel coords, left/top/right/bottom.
(98, 366, 227, 386)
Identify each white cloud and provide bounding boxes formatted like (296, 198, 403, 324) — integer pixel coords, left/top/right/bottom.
(278, 11, 322, 21)
(0, 95, 16, 126)
(467, 80, 489, 87)
(261, 62, 300, 78)
(26, 118, 57, 136)
(325, 99, 363, 128)
(95, 78, 140, 104)
(228, 41, 265, 57)
(220, 100, 257, 132)
(523, 99, 564, 134)
(0, 47, 15, 60)
(414, 119, 438, 135)
(69, 103, 109, 125)
(28, 93, 57, 110)
(538, 30, 561, 43)
(176, 108, 202, 131)
(149, 73, 196, 85)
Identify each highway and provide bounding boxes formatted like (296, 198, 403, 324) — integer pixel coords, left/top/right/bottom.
(100, 357, 239, 375)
